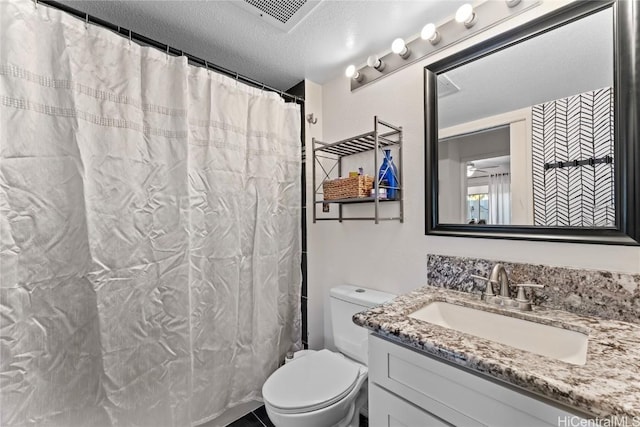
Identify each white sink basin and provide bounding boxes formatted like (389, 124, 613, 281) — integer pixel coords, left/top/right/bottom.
(408, 301, 588, 365)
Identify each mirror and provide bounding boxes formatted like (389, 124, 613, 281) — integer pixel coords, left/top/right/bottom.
(425, 0, 640, 245)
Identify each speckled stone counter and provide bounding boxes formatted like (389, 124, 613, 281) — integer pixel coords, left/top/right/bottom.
(353, 285, 640, 418)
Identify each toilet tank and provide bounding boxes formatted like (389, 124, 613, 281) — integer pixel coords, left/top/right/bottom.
(330, 285, 395, 365)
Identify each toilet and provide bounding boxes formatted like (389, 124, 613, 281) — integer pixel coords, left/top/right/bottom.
(262, 285, 395, 427)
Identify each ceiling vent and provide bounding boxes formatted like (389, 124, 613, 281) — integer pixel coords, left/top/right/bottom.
(232, 0, 323, 33)
(437, 74, 460, 98)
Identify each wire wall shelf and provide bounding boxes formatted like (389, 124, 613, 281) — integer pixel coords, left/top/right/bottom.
(312, 117, 403, 224)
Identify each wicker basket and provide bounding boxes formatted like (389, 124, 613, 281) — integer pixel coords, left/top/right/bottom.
(323, 175, 374, 200)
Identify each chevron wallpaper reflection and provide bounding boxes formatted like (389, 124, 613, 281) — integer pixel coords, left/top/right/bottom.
(532, 87, 614, 227)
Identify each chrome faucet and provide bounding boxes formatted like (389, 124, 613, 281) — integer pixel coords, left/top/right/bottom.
(489, 264, 510, 298)
(471, 264, 545, 311)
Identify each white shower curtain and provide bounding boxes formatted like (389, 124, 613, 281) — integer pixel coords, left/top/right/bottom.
(0, 1, 301, 425)
(488, 173, 511, 225)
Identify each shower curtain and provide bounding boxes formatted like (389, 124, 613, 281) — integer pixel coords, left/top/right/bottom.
(0, 1, 301, 425)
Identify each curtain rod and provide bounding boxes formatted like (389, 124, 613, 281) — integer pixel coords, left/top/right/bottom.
(35, 0, 304, 104)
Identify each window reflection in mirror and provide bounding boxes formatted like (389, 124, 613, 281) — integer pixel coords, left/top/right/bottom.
(437, 7, 614, 227)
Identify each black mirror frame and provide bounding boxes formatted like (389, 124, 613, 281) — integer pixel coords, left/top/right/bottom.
(425, 0, 640, 246)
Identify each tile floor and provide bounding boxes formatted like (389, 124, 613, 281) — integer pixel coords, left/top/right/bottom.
(226, 406, 274, 427)
(225, 406, 369, 427)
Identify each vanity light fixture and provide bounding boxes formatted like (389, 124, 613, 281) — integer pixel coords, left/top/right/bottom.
(456, 3, 477, 28)
(421, 23, 441, 45)
(391, 38, 411, 59)
(345, 64, 364, 82)
(366, 55, 386, 72)
(346, 0, 538, 90)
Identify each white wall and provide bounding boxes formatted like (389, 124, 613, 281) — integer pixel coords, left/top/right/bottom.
(305, 1, 640, 350)
(439, 127, 511, 224)
(438, 140, 464, 223)
(440, 108, 533, 225)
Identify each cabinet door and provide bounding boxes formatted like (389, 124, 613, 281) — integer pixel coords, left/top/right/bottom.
(369, 383, 453, 427)
(369, 335, 586, 426)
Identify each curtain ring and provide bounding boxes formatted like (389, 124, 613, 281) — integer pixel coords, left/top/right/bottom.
(85, 13, 89, 29)
(128, 29, 132, 45)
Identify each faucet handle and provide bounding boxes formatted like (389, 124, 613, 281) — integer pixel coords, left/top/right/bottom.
(470, 274, 496, 297)
(513, 283, 545, 303)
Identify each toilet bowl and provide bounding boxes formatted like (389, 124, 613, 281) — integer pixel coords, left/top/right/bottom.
(263, 349, 367, 427)
(261, 285, 396, 427)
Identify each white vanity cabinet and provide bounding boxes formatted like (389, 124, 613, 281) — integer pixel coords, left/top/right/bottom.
(368, 335, 587, 427)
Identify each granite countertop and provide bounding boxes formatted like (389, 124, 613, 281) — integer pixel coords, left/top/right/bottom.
(353, 285, 640, 418)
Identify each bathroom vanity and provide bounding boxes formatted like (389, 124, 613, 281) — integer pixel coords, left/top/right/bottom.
(354, 286, 640, 426)
(368, 335, 582, 426)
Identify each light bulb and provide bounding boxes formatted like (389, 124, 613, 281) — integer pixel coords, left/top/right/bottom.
(455, 4, 473, 22)
(420, 23, 441, 45)
(391, 38, 410, 59)
(366, 55, 385, 71)
(391, 38, 406, 54)
(345, 65, 356, 78)
(421, 23, 436, 40)
(456, 3, 477, 28)
(345, 65, 363, 82)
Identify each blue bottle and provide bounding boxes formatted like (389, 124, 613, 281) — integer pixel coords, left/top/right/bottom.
(378, 149, 398, 200)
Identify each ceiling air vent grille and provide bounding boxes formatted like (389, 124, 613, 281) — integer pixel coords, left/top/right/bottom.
(232, 0, 322, 32)
(437, 74, 460, 98)
(245, 0, 307, 24)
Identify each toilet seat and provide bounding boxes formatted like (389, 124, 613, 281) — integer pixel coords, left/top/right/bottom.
(262, 350, 363, 414)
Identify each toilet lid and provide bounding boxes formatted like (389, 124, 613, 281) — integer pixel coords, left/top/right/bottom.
(262, 349, 362, 413)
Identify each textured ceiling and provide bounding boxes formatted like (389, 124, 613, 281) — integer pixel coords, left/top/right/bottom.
(57, 0, 468, 91)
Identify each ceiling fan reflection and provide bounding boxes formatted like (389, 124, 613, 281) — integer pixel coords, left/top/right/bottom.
(466, 162, 501, 177)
